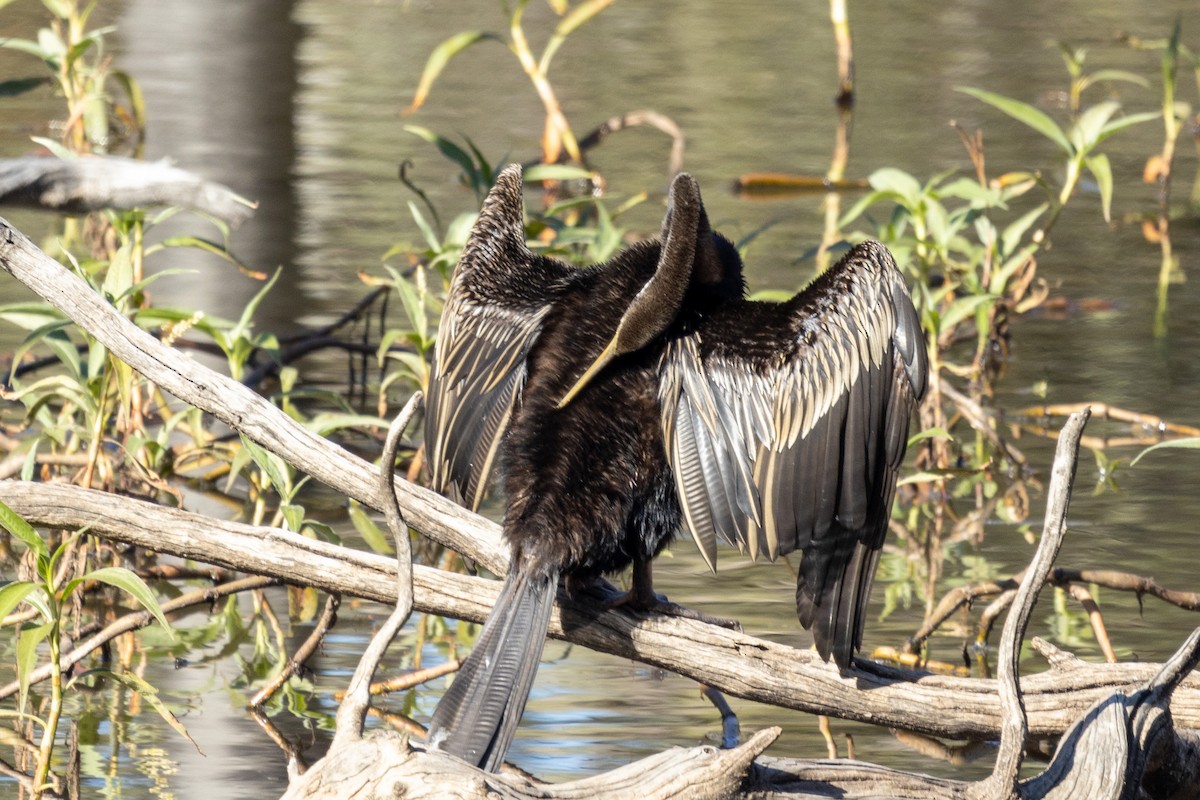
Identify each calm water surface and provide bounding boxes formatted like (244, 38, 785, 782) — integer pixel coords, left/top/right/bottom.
(1, 0, 1200, 793)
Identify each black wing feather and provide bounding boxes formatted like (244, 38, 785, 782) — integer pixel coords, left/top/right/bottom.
(661, 241, 926, 669)
(425, 165, 572, 510)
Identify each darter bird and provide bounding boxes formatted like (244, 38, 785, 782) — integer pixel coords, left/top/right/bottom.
(423, 164, 927, 771)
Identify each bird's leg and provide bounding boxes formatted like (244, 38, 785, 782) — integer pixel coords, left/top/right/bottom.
(699, 684, 741, 749)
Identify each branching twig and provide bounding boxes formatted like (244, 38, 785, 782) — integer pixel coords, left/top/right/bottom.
(971, 409, 1089, 799)
(0, 575, 278, 700)
(332, 391, 422, 748)
(250, 593, 341, 708)
(576, 110, 686, 179)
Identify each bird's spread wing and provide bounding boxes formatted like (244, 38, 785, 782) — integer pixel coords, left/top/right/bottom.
(659, 241, 926, 667)
(425, 165, 570, 511)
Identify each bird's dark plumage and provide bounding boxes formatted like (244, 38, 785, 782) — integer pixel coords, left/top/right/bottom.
(424, 165, 926, 770)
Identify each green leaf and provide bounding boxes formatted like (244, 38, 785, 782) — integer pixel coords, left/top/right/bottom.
(1131, 437, 1200, 466)
(17, 621, 51, 713)
(554, 0, 613, 38)
(1094, 110, 1161, 148)
(1085, 69, 1149, 88)
(110, 69, 147, 133)
(281, 503, 306, 533)
(239, 435, 289, 496)
(147, 236, 260, 277)
(405, 31, 501, 114)
(28, 136, 74, 160)
(939, 294, 995, 332)
(229, 267, 281, 344)
(72, 669, 203, 754)
(404, 125, 482, 187)
(958, 86, 1073, 155)
(907, 426, 954, 446)
(14, 319, 80, 377)
(0, 37, 52, 61)
(0, 581, 38, 622)
(1068, 101, 1119, 153)
(1000, 203, 1049, 258)
(0, 499, 48, 561)
(348, 502, 393, 555)
(1085, 153, 1113, 223)
(83, 567, 174, 637)
(41, 0, 75, 18)
(523, 164, 594, 183)
(0, 76, 48, 96)
(307, 413, 388, 437)
(0, 302, 66, 331)
(868, 167, 922, 207)
(407, 200, 441, 253)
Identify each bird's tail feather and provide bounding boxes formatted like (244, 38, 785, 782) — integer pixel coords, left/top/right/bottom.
(426, 569, 557, 772)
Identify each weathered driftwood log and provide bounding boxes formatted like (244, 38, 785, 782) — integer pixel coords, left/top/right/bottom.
(0, 155, 255, 226)
(5, 478, 1200, 746)
(4, 217, 1200, 797)
(280, 729, 781, 800)
(0, 213, 511, 578)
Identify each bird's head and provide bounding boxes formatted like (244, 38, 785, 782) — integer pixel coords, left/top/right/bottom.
(557, 173, 739, 408)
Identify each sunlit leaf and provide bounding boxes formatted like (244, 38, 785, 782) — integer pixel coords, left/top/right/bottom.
(1000, 203, 1049, 258)
(958, 86, 1072, 155)
(307, 413, 388, 437)
(407, 200, 441, 253)
(523, 163, 594, 182)
(405, 31, 502, 115)
(36, 26, 65, 62)
(229, 267, 281, 345)
(907, 427, 954, 446)
(1131, 437, 1200, 466)
(555, 0, 614, 38)
(0, 499, 48, 560)
(348, 502, 393, 555)
(13, 319, 80, 378)
(0, 581, 38, 623)
(1085, 69, 1149, 88)
(1068, 100, 1119, 152)
(1093, 110, 1161, 148)
(72, 668, 203, 754)
(82, 567, 174, 636)
(28, 135, 73, 159)
(240, 435, 289, 496)
(41, 0, 75, 18)
(939, 294, 995, 332)
(867, 167, 922, 206)
(17, 621, 51, 713)
(0, 37, 51, 61)
(147, 236, 264, 279)
(1085, 153, 1113, 222)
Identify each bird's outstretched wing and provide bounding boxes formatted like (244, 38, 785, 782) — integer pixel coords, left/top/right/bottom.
(425, 165, 571, 510)
(659, 241, 926, 668)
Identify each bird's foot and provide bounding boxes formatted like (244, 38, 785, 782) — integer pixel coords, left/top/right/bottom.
(596, 586, 742, 631)
(637, 598, 743, 632)
(572, 575, 742, 631)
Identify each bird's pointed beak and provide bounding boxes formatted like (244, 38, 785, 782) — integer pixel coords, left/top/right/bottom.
(556, 336, 619, 409)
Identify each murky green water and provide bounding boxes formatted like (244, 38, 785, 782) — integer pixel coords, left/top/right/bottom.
(2, 0, 1200, 794)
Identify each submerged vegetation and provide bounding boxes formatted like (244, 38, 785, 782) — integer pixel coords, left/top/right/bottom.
(0, 0, 1198, 796)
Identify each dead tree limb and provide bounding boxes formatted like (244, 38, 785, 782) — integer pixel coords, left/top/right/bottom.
(281, 727, 781, 800)
(4, 479, 1200, 746)
(971, 409, 1087, 799)
(0, 155, 255, 226)
(333, 392, 422, 749)
(0, 214, 510, 578)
